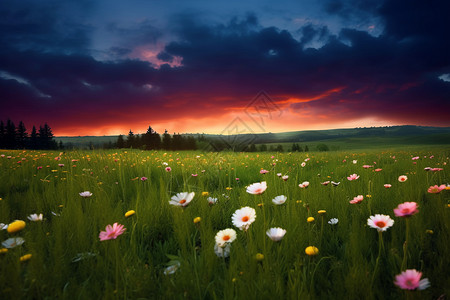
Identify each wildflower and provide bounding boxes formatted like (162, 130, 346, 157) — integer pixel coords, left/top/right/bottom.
(352, 160, 357, 164)
(431, 168, 443, 172)
(124, 210, 135, 218)
(367, 214, 394, 232)
(398, 175, 408, 182)
(260, 169, 269, 174)
(328, 218, 339, 225)
(384, 184, 392, 188)
(19, 254, 32, 262)
(232, 207, 256, 231)
(2, 237, 25, 248)
(79, 191, 92, 198)
(164, 261, 180, 275)
(394, 269, 430, 290)
(307, 217, 315, 223)
(363, 165, 373, 169)
(202, 192, 209, 197)
(169, 192, 195, 207)
(0, 223, 8, 230)
(235, 178, 240, 181)
(207, 197, 218, 205)
(27, 214, 43, 222)
(0, 248, 7, 254)
(301, 162, 306, 167)
(321, 181, 330, 185)
(99, 223, 126, 241)
(375, 168, 382, 172)
(277, 173, 282, 177)
(58, 164, 64, 167)
(425, 229, 433, 234)
(272, 195, 287, 205)
(424, 167, 432, 171)
(215, 228, 237, 247)
(427, 184, 446, 193)
(394, 202, 418, 217)
(305, 246, 319, 256)
(255, 253, 265, 261)
(214, 243, 231, 258)
(193, 217, 201, 224)
(318, 210, 326, 215)
(298, 181, 309, 188)
(331, 181, 340, 186)
(191, 173, 198, 177)
(140, 177, 147, 181)
(282, 175, 289, 181)
(411, 156, 420, 160)
(7, 220, 26, 233)
(165, 167, 171, 172)
(246, 181, 267, 195)
(266, 227, 286, 241)
(350, 195, 364, 204)
(347, 174, 360, 181)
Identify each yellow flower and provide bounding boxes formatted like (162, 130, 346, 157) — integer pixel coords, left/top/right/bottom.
(0, 248, 8, 254)
(305, 246, 319, 256)
(318, 210, 326, 215)
(7, 220, 26, 234)
(20, 254, 32, 262)
(255, 253, 264, 261)
(125, 210, 136, 218)
(257, 203, 264, 207)
(425, 230, 433, 235)
(226, 187, 232, 190)
(193, 217, 201, 224)
(307, 217, 315, 223)
(201, 192, 209, 196)
(366, 194, 372, 198)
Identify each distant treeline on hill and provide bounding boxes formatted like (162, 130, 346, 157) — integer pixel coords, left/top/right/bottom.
(0, 119, 60, 150)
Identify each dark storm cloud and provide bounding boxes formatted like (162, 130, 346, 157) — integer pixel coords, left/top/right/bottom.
(0, 0, 449, 134)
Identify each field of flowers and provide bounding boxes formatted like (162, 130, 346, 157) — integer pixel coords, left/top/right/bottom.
(0, 147, 449, 299)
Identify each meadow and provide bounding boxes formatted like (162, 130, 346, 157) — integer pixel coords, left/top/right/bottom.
(0, 147, 449, 299)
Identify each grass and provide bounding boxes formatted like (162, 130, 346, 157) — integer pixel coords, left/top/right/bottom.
(0, 147, 449, 299)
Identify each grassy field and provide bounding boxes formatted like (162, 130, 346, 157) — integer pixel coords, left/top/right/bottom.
(0, 147, 449, 299)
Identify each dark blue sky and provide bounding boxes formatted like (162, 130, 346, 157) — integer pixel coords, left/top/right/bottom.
(0, 0, 449, 135)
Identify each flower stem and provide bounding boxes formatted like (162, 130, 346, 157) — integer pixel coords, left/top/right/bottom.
(401, 218, 410, 270)
(371, 231, 384, 289)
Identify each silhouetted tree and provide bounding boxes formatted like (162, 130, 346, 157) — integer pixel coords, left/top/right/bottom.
(162, 130, 171, 150)
(38, 123, 57, 149)
(0, 120, 5, 149)
(5, 119, 16, 149)
(16, 121, 27, 149)
(29, 126, 38, 149)
(116, 134, 125, 148)
(126, 130, 135, 148)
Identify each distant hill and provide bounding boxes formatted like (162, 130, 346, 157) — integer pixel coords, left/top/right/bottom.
(55, 125, 450, 150)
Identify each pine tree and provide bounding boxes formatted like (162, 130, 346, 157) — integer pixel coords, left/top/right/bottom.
(38, 123, 57, 149)
(29, 126, 38, 149)
(0, 120, 5, 149)
(162, 130, 171, 150)
(126, 130, 135, 148)
(16, 121, 27, 149)
(116, 135, 125, 148)
(5, 119, 16, 149)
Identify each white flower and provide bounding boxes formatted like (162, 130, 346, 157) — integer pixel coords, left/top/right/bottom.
(0, 223, 8, 230)
(266, 227, 287, 241)
(215, 228, 237, 247)
(282, 175, 289, 181)
(301, 162, 306, 167)
(328, 218, 339, 225)
(367, 214, 394, 232)
(79, 191, 92, 198)
(164, 261, 180, 275)
(27, 213, 43, 222)
(276, 173, 282, 177)
(352, 160, 357, 164)
(246, 181, 267, 195)
(331, 181, 340, 186)
(207, 197, 218, 205)
(169, 192, 195, 207)
(232, 207, 256, 231)
(2, 237, 25, 248)
(272, 195, 287, 205)
(214, 243, 231, 258)
(298, 181, 310, 188)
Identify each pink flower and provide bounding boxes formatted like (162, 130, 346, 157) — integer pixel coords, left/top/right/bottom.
(260, 169, 269, 174)
(347, 174, 360, 181)
(394, 269, 430, 290)
(427, 184, 446, 193)
(349, 195, 364, 204)
(282, 175, 289, 181)
(298, 181, 309, 188)
(367, 214, 394, 231)
(411, 156, 420, 160)
(235, 177, 240, 181)
(374, 168, 382, 172)
(431, 168, 443, 172)
(165, 167, 171, 172)
(246, 181, 267, 195)
(398, 175, 408, 182)
(384, 184, 392, 188)
(99, 223, 126, 241)
(362, 165, 373, 169)
(321, 181, 330, 185)
(58, 164, 64, 167)
(140, 177, 148, 181)
(191, 174, 198, 177)
(394, 202, 419, 217)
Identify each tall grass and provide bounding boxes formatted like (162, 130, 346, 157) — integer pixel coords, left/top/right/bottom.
(0, 147, 449, 299)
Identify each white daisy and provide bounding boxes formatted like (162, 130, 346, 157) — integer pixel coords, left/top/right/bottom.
(328, 218, 339, 225)
(272, 195, 287, 205)
(246, 181, 267, 195)
(169, 192, 195, 207)
(266, 227, 287, 242)
(232, 207, 256, 231)
(27, 213, 43, 222)
(79, 191, 92, 198)
(298, 181, 310, 188)
(207, 197, 218, 205)
(2, 237, 25, 248)
(367, 214, 394, 232)
(215, 228, 237, 247)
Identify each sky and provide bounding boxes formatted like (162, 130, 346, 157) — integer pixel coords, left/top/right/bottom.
(0, 0, 449, 136)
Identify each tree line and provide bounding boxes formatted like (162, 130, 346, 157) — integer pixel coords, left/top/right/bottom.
(0, 119, 59, 149)
(114, 126, 197, 150)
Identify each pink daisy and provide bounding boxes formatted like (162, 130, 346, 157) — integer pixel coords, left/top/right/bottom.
(394, 269, 430, 290)
(427, 184, 446, 193)
(384, 184, 392, 188)
(349, 195, 364, 204)
(398, 175, 408, 182)
(347, 174, 360, 181)
(393, 202, 419, 217)
(99, 223, 126, 241)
